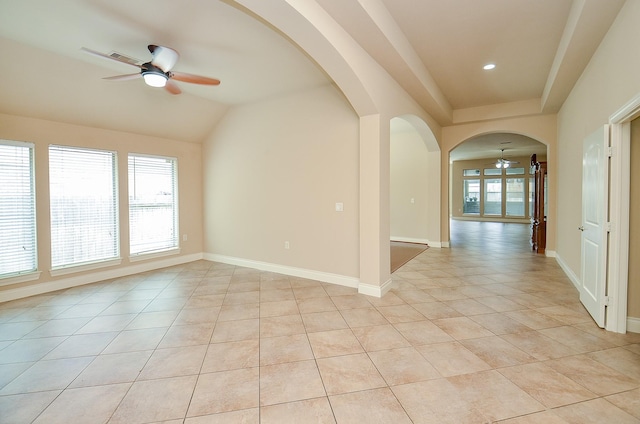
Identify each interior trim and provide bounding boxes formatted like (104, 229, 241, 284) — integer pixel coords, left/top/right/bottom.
(0, 253, 203, 303)
(204, 253, 360, 289)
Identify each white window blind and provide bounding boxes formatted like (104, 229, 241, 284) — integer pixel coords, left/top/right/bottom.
(0, 140, 37, 278)
(49, 145, 119, 269)
(128, 154, 178, 255)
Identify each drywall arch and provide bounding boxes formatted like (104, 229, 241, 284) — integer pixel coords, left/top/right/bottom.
(233, 0, 444, 295)
(233, 0, 377, 117)
(442, 115, 557, 249)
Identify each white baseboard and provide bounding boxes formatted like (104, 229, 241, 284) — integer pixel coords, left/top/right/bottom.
(627, 317, 640, 334)
(390, 237, 444, 248)
(555, 253, 640, 334)
(0, 253, 204, 303)
(204, 253, 360, 289)
(390, 237, 429, 245)
(555, 253, 581, 292)
(358, 278, 394, 298)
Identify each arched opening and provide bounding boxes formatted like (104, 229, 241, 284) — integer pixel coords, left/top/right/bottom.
(389, 115, 440, 273)
(449, 132, 547, 249)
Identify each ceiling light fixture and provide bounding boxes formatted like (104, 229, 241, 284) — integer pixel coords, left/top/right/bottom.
(483, 63, 496, 70)
(495, 161, 510, 169)
(142, 71, 168, 87)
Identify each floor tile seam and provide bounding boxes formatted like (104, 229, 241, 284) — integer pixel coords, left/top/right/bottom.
(494, 363, 601, 404)
(540, 357, 640, 396)
(128, 341, 210, 422)
(542, 393, 634, 414)
(327, 386, 414, 424)
(7, 353, 100, 413)
(0, 359, 40, 392)
(1, 333, 71, 364)
(15, 387, 64, 424)
(536, 329, 622, 354)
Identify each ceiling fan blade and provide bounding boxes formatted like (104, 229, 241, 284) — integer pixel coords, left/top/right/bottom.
(148, 45, 179, 72)
(171, 72, 220, 85)
(102, 73, 141, 81)
(81, 47, 142, 68)
(164, 79, 182, 95)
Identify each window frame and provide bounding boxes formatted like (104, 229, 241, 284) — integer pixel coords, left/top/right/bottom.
(48, 144, 120, 274)
(0, 140, 39, 283)
(128, 153, 179, 259)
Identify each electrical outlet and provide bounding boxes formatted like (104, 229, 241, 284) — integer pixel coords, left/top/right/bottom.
(284, 241, 290, 249)
(182, 234, 188, 241)
(335, 202, 344, 212)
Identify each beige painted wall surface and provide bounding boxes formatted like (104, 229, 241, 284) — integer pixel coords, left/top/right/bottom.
(390, 130, 429, 242)
(629, 117, 640, 318)
(556, 0, 640, 280)
(0, 113, 203, 295)
(203, 84, 360, 277)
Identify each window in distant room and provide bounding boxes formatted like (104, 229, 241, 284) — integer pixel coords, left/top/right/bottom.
(506, 178, 525, 216)
(0, 140, 37, 278)
(128, 154, 178, 256)
(484, 178, 502, 215)
(49, 145, 119, 269)
(463, 179, 480, 214)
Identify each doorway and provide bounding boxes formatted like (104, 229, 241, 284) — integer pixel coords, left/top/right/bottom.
(448, 134, 548, 251)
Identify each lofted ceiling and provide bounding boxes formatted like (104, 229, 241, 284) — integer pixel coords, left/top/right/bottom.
(0, 0, 626, 157)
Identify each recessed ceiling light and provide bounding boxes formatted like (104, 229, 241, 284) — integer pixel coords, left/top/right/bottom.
(483, 63, 496, 70)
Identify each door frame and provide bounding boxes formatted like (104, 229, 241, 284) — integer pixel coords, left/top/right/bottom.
(608, 93, 640, 333)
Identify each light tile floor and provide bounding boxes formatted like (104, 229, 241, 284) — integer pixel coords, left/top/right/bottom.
(1, 221, 639, 423)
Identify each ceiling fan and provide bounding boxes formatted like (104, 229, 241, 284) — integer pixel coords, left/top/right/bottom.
(81, 44, 220, 95)
(488, 149, 520, 169)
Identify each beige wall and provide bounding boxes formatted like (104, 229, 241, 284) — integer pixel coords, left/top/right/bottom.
(556, 0, 640, 289)
(390, 129, 430, 243)
(629, 117, 640, 318)
(202, 85, 360, 278)
(0, 113, 203, 300)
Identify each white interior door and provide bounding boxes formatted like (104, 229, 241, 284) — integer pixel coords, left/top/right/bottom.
(580, 125, 609, 327)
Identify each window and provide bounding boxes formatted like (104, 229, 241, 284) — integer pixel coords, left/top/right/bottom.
(463, 179, 480, 214)
(506, 178, 525, 216)
(506, 167, 525, 175)
(484, 178, 502, 215)
(0, 141, 37, 278)
(483, 168, 502, 176)
(49, 145, 119, 269)
(128, 154, 178, 256)
(463, 169, 480, 177)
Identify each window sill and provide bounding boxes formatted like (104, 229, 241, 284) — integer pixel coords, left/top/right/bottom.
(0, 271, 42, 287)
(129, 248, 181, 263)
(50, 258, 122, 277)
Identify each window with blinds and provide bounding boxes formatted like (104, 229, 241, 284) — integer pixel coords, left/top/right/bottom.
(128, 154, 178, 256)
(49, 145, 119, 269)
(0, 140, 37, 278)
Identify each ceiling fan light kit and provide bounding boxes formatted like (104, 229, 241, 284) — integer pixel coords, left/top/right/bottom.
(82, 44, 220, 95)
(488, 148, 520, 169)
(142, 71, 168, 88)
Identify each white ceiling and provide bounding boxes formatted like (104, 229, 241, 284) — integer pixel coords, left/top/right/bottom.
(0, 0, 626, 157)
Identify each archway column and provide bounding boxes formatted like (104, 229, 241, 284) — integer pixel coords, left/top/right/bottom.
(358, 114, 392, 296)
